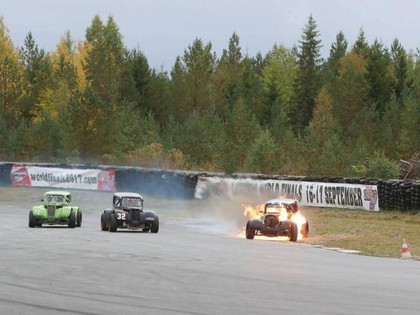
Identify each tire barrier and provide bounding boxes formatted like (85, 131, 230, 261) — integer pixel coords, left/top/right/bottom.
(0, 162, 13, 186)
(115, 167, 198, 199)
(0, 162, 418, 210)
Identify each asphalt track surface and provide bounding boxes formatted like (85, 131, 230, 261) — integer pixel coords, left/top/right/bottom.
(1, 187, 420, 315)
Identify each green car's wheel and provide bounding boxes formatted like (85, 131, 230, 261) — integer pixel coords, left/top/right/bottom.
(109, 213, 117, 232)
(151, 217, 159, 233)
(68, 211, 76, 228)
(76, 210, 82, 227)
(28, 210, 36, 228)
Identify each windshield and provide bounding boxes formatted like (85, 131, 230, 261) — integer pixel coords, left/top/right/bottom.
(47, 195, 65, 203)
(122, 198, 143, 208)
(265, 205, 285, 213)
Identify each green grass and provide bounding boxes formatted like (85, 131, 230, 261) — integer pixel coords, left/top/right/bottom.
(302, 207, 420, 258)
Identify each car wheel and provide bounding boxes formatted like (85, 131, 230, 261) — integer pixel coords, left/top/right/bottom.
(151, 217, 159, 233)
(289, 222, 298, 242)
(301, 222, 309, 238)
(100, 213, 108, 231)
(245, 222, 255, 240)
(68, 211, 76, 228)
(28, 210, 36, 228)
(109, 213, 118, 232)
(76, 210, 82, 227)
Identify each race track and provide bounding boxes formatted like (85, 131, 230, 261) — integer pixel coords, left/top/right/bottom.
(1, 187, 419, 314)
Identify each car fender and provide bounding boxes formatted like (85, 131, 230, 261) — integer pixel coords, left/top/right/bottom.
(248, 219, 264, 230)
(59, 206, 74, 218)
(32, 205, 47, 217)
(143, 210, 156, 220)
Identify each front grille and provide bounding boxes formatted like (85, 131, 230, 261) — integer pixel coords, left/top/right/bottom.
(47, 205, 56, 217)
(130, 209, 141, 221)
(264, 215, 279, 228)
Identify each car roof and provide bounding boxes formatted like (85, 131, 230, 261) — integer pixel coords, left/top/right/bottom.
(45, 190, 71, 196)
(265, 198, 297, 205)
(114, 192, 143, 199)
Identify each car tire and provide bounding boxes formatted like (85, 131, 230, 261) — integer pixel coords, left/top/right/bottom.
(68, 211, 76, 228)
(76, 210, 82, 227)
(301, 222, 309, 238)
(28, 210, 36, 228)
(151, 217, 159, 233)
(109, 213, 117, 232)
(245, 222, 255, 240)
(100, 213, 108, 231)
(289, 222, 298, 242)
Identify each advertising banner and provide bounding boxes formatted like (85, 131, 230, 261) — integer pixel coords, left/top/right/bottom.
(10, 165, 116, 191)
(195, 176, 379, 211)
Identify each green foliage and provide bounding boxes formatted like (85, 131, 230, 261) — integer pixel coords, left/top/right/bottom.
(312, 132, 345, 176)
(365, 39, 395, 115)
(84, 15, 125, 104)
(327, 31, 348, 75)
(169, 38, 215, 121)
(21, 32, 54, 120)
(293, 15, 323, 133)
(334, 52, 370, 134)
(162, 106, 227, 171)
(352, 28, 369, 58)
(261, 44, 297, 125)
(352, 151, 400, 179)
(29, 110, 62, 161)
(223, 97, 261, 173)
(243, 129, 279, 174)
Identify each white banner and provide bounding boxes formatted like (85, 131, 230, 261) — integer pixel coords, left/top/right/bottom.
(195, 177, 379, 211)
(10, 165, 116, 191)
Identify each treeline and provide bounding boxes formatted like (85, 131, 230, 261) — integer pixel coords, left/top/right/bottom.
(0, 15, 419, 178)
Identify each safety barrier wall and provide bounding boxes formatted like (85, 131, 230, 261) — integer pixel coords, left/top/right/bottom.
(0, 162, 419, 210)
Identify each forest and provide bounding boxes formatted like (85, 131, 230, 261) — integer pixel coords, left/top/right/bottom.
(0, 14, 419, 178)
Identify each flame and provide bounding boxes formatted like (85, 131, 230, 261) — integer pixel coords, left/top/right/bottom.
(290, 211, 308, 240)
(243, 203, 265, 220)
(241, 203, 308, 241)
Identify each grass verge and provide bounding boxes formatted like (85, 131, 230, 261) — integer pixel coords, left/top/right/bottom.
(301, 206, 420, 259)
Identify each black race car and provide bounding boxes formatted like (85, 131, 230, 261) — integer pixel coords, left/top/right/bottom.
(100, 192, 159, 233)
(245, 198, 308, 242)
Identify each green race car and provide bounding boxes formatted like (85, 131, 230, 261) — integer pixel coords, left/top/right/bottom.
(28, 190, 82, 228)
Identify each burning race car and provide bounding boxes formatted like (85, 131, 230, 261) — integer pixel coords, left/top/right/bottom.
(28, 190, 82, 228)
(244, 198, 309, 242)
(100, 192, 159, 233)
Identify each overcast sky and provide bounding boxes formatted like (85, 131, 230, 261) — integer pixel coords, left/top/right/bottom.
(2, 0, 420, 71)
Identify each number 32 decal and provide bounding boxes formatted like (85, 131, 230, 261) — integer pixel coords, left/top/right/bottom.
(116, 213, 126, 220)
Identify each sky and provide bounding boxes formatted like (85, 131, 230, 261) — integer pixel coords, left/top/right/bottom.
(1, 0, 420, 71)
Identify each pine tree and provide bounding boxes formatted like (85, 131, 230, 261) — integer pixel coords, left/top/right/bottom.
(261, 44, 297, 127)
(365, 39, 394, 115)
(169, 38, 215, 121)
(212, 32, 244, 114)
(21, 32, 53, 121)
(327, 31, 348, 75)
(293, 15, 323, 133)
(390, 38, 410, 101)
(352, 28, 369, 58)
